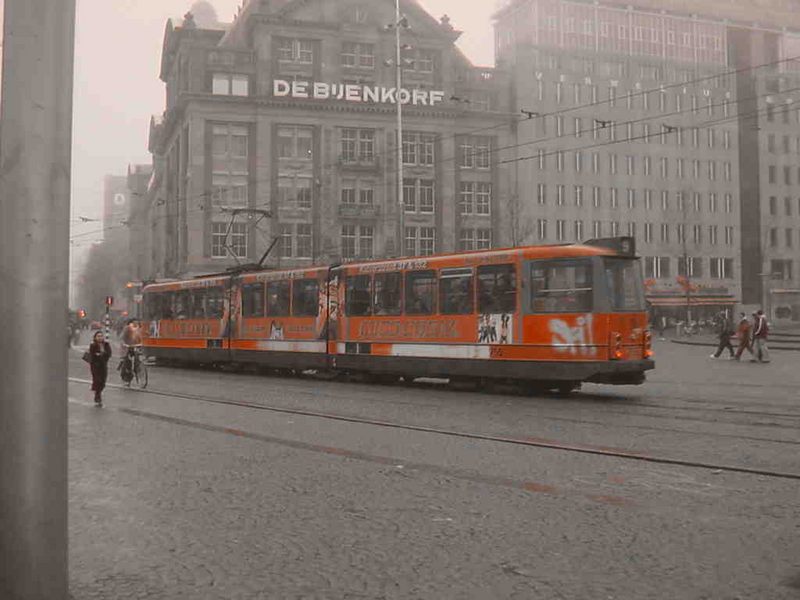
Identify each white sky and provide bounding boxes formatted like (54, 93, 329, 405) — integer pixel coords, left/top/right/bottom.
(70, 0, 496, 227)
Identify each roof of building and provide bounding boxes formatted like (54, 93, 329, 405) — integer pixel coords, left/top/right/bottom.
(494, 0, 800, 32)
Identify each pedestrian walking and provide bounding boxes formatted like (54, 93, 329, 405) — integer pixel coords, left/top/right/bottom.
(87, 331, 112, 406)
(751, 309, 770, 363)
(734, 312, 754, 361)
(710, 311, 735, 359)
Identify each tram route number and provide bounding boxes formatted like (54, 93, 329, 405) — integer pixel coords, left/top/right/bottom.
(490, 346, 504, 358)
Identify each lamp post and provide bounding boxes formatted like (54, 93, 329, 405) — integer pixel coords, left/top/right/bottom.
(0, 1, 76, 598)
(394, 0, 405, 256)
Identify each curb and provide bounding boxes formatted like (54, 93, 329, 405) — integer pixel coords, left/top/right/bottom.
(670, 340, 800, 352)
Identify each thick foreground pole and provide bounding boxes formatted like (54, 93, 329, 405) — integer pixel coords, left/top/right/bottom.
(0, 1, 76, 599)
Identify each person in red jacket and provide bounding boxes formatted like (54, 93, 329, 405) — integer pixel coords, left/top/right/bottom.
(734, 312, 753, 361)
(751, 310, 770, 363)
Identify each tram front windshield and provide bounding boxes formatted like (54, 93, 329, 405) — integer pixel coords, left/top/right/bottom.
(603, 257, 645, 312)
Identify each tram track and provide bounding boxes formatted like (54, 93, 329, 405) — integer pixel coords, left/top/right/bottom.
(68, 376, 800, 482)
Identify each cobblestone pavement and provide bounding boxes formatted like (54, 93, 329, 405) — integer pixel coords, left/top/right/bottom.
(67, 341, 800, 599)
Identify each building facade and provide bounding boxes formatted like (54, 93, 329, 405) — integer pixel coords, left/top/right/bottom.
(145, 0, 512, 280)
(495, 0, 800, 320)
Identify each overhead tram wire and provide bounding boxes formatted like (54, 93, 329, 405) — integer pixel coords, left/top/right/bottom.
(73, 89, 800, 247)
(72, 65, 800, 244)
(72, 78, 800, 245)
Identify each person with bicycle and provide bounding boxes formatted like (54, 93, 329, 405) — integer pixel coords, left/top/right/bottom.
(120, 319, 143, 386)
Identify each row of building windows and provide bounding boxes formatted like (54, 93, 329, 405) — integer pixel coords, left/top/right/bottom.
(533, 218, 736, 246)
(276, 37, 436, 74)
(536, 149, 734, 181)
(533, 79, 732, 116)
(530, 51, 731, 86)
(765, 134, 800, 155)
(767, 165, 800, 186)
(768, 196, 800, 217)
(543, 117, 734, 151)
(536, 185, 736, 213)
(768, 228, 800, 249)
(644, 256, 735, 280)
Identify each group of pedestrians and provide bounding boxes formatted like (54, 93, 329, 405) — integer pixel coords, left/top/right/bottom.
(710, 310, 770, 363)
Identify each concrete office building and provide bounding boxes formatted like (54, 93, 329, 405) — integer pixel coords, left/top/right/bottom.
(145, 0, 512, 279)
(494, 0, 800, 320)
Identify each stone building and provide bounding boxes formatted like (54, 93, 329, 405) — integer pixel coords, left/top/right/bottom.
(145, 0, 512, 279)
(494, 0, 800, 320)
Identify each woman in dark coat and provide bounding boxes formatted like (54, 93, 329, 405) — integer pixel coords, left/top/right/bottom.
(88, 331, 112, 406)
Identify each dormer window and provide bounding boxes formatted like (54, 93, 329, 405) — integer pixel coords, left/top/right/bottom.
(342, 42, 375, 69)
(212, 73, 249, 96)
(354, 6, 369, 24)
(278, 38, 314, 64)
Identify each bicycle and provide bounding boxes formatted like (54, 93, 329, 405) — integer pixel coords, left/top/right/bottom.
(120, 345, 148, 389)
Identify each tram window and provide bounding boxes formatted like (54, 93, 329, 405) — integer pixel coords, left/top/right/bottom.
(191, 289, 207, 319)
(242, 283, 266, 318)
(175, 290, 191, 319)
(345, 275, 372, 317)
(162, 292, 175, 319)
(477, 264, 517, 314)
(373, 272, 402, 315)
(206, 288, 225, 319)
(529, 260, 593, 313)
(292, 279, 320, 317)
(439, 268, 474, 315)
(266, 281, 290, 317)
(143, 294, 155, 320)
(604, 258, 645, 311)
(405, 270, 436, 315)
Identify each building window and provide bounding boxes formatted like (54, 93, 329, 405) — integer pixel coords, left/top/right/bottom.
(609, 154, 617, 175)
(710, 257, 733, 279)
(340, 179, 374, 206)
(709, 193, 717, 213)
(403, 179, 434, 214)
(537, 219, 548, 240)
(645, 189, 653, 211)
(661, 191, 669, 211)
(556, 219, 566, 242)
(412, 49, 435, 73)
(211, 124, 249, 208)
(278, 38, 314, 64)
(341, 128, 375, 163)
(644, 222, 653, 243)
(277, 126, 313, 159)
(212, 73, 249, 96)
(726, 194, 733, 213)
(769, 165, 776, 184)
(341, 42, 375, 68)
(557, 184, 565, 206)
(405, 132, 436, 166)
(211, 222, 247, 259)
(693, 224, 702, 244)
(458, 137, 490, 169)
(709, 226, 718, 245)
(278, 176, 312, 209)
(725, 226, 734, 246)
(610, 188, 618, 209)
(537, 184, 546, 205)
(593, 186, 601, 208)
(341, 224, 373, 260)
(660, 223, 669, 243)
(770, 227, 778, 247)
(575, 185, 584, 207)
(459, 228, 492, 251)
(626, 155, 635, 176)
(557, 151, 564, 172)
(575, 220, 584, 241)
(627, 189, 636, 209)
(645, 256, 671, 279)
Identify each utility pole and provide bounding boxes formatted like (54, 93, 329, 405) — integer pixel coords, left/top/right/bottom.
(0, 1, 76, 599)
(394, 0, 405, 256)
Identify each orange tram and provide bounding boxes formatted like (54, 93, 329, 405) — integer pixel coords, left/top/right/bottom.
(141, 237, 654, 393)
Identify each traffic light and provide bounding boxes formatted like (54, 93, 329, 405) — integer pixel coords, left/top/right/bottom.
(105, 296, 114, 307)
(78, 309, 86, 319)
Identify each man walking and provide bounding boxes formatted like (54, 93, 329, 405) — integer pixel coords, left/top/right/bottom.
(734, 312, 753, 361)
(710, 311, 735, 359)
(751, 310, 770, 363)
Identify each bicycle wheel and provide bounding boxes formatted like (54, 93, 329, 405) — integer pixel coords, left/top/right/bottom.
(134, 360, 148, 389)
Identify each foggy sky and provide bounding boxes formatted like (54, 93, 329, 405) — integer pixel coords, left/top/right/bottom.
(70, 0, 496, 236)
